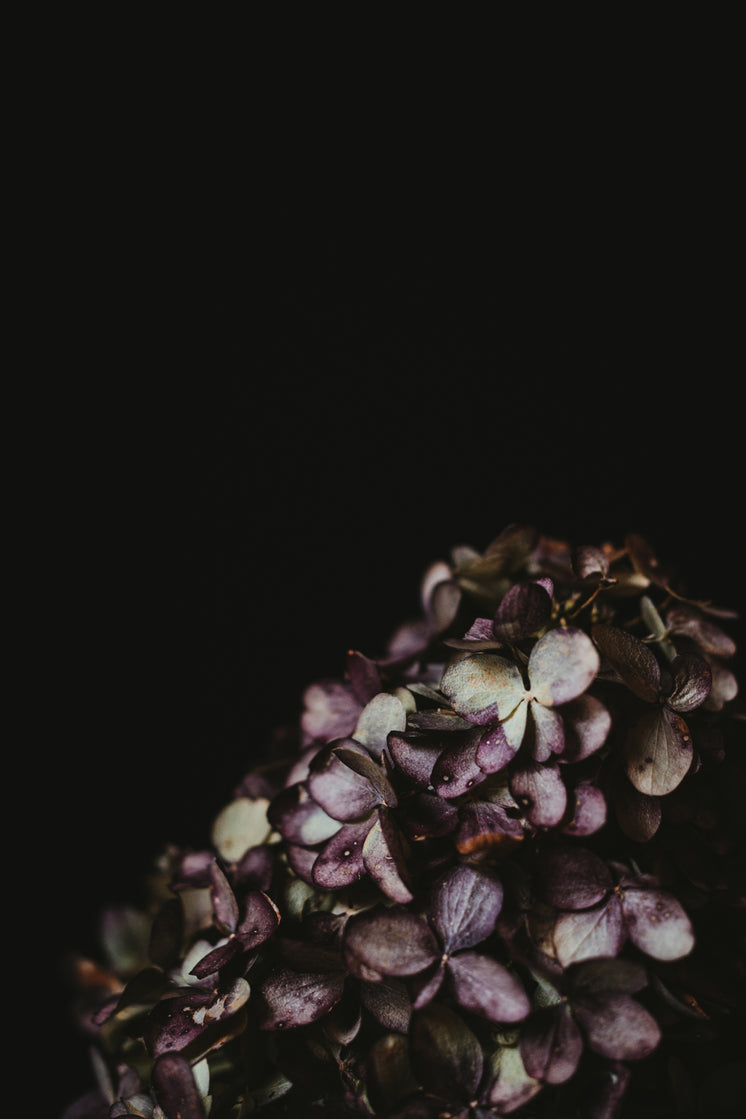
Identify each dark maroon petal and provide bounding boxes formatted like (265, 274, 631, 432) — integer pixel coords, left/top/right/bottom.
(621, 887, 695, 960)
(666, 603, 737, 658)
(363, 808, 414, 904)
(445, 616, 503, 650)
(360, 978, 413, 1032)
(446, 951, 531, 1023)
(171, 850, 216, 890)
(267, 784, 340, 846)
(255, 967, 345, 1030)
(509, 762, 567, 828)
(235, 890, 281, 951)
(475, 721, 520, 773)
(333, 744, 397, 805)
(561, 781, 607, 837)
(527, 627, 600, 706)
(410, 1002, 484, 1101)
(613, 778, 662, 842)
(430, 863, 503, 953)
(492, 581, 553, 642)
(535, 845, 613, 910)
(585, 1060, 632, 1119)
(665, 652, 712, 712)
(528, 702, 565, 761)
(440, 652, 526, 726)
(572, 992, 661, 1060)
(625, 706, 694, 797)
(144, 978, 251, 1057)
(456, 798, 525, 856)
(400, 791, 459, 839)
(560, 694, 612, 762)
(343, 906, 439, 980)
(519, 1004, 583, 1084)
(565, 957, 648, 996)
(409, 961, 446, 1009)
(209, 860, 239, 935)
(312, 819, 370, 891)
(307, 742, 381, 822)
(284, 842, 318, 885)
(553, 895, 626, 967)
(189, 937, 243, 979)
(151, 1053, 206, 1119)
(591, 623, 661, 702)
(432, 729, 488, 798)
(233, 844, 275, 893)
(387, 731, 441, 787)
(346, 649, 383, 705)
(572, 545, 610, 581)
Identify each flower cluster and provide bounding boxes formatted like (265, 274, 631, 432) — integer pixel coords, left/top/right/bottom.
(63, 526, 744, 1119)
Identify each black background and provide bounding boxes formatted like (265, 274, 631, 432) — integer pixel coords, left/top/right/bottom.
(44, 83, 743, 1115)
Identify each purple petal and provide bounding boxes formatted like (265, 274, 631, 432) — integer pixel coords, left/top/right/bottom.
(445, 616, 503, 650)
(346, 649, 383, 705)
(400, 791, 459, 839)
(535, 845, 613, 910)
(144, 978, 250, 1057)
(307, 742, 381, 822)
(267, 784, 340, 846)
(561, 781, 607, 837)
(362, 808, 414, 904)
(475, 721, 521, 774)
(333, 745, 397, 805)
(387, 731, 441, 788)
(235, 890, 281, 951)
(665, 603, 737, 658)
(509, 762, 567, 828)
(572, 993, 661, 1060)
(613, 778, 662, 843)
(343, 906, 439, 980)
(430, 863, 504, 953)
(431, 729, 488, 798)
(151, 1053, 206, 1119)
(255, 967, 345, 1030)
(527, 627, 600, 706)
(492, 581, 553, 642)
(591, 624, 661, 703)
(301, 679, 362, 743)
(428, 577, 462, 632)
(572, 544, 610, 581)
(446, 951, 531, 1023)
(553, 895, 626, 967)
(312, 819, 370, 891)
(564, 957, 648, 996)
(560, 694, 612, 762)
(456, 798, 525, 856)
(519, 1004, 583, 1084)
(360, 978, 412, 1033)
(621, 887, 695, 961)
(440, 653, 526, 726)
(209, 860, 239, 934)
(624, 707, 694, 797)
(665, 652, 712, 712)
(410, 1002, 484, 1101)
(528, 702, 565, 761)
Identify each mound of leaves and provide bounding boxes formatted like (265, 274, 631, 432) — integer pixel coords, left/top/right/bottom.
(63, 526, 745, 1118)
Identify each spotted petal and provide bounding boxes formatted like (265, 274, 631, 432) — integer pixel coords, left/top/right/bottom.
(625, 707, 694, 797)
(620, 886, 695, 961)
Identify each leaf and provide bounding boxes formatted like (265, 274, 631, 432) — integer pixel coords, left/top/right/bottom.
(410, 1002, 484, 1100)
(621, 887, 695, 961)
(440, 653, 526, 726)
(625, 707, 694, 796)
(366, 1033, 419, 1112)
(446, 951, 531, 1023)
(430, 863, 504, 953)
(528, 627, 600, 706)
(592, 623, 661, 703)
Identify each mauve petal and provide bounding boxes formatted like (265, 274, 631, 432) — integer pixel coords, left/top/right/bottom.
(535, 845, 613, 910)
(445, 616, 501, 650)
(572, 993, 661, 1060)
(553, 895, 626, 967)
(561, 782, 607, 837)
(432, 729, 488, 798)
(625, 707, 694, 797)
(572, 544, 610, 581)
(363, 809, 414, 904)
(430, 863, 504, 953)
(665, 652, 712, 712)
(301, 679, 362, 743)
(409, 960, 446, 1009)
(528, 701, 565, 761)
(256, 967, 345, 1030)
(307, 742, 380, 822)
(267, 784, 340, 846)
(528, 628, 600, 706)
(360, 978, 412, 1033)
(446, 951, 531, 1023)
(613, 779, 662, 843)
(401, 791, 459, 839)
(346, 649, 383, 705)
(519, 1003, 583, 1084)
(144, 978, 251, 1057)
(666, 603, 737, 658)
(565, 957, 648, 996)
(456, 799, 525, 856)
(343, 906, 439, 980)
(209, 860, 239, 935)
(591, 624, 661, 703)
(509, 762, 567, 828)
(621, 887, 695, 961)
(333, 745, 397, 805)
(585, 1059, 632, 1119)
(440, 653, 527, 726)
(151, 1053, 206, 1119)
(492, 581, 553, 642)
(312, 819, 370, 891)
(475, 721, 521, 774)
(235, 891, 281, 951)
(410, 1003, 484, 1101)
(560, 694, 612, 762)
(387, 731, 441, 788)
(428, 577, 462, 632)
